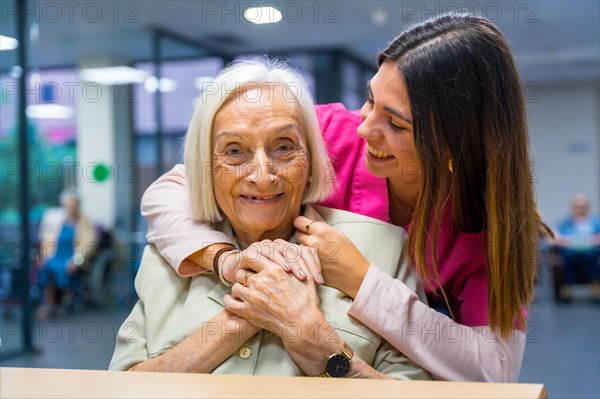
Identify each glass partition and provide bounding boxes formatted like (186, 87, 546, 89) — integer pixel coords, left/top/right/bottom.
(0, 0, 28, 358)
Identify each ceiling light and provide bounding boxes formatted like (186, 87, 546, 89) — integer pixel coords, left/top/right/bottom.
(26, 104, 74, 120)
(79, 66, 149, 85)
(244, 6, 282, 24)
(0, 35, 18, 51)
(144, 76, 178, 93)
(371, 9, 388, 26)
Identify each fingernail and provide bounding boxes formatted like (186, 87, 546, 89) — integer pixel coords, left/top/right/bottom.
(298, 269, 307, 278)
(283, 262, 291, 271)
(316, 274, 324, 284)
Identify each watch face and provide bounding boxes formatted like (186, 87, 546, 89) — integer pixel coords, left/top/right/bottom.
(326, 354, 351, 377)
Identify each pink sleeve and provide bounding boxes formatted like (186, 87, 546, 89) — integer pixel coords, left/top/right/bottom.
(140, 164, 233, 276)
(315, 103, 389, 222)
(348, 265, 525, 382)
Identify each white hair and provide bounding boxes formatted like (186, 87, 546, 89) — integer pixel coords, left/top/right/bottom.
(59, 188, 80, 206)
(183, 59, 335, 223)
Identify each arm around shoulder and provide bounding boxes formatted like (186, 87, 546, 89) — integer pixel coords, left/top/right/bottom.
(348, 264, 525, 382)
(141, 164, 233, 276)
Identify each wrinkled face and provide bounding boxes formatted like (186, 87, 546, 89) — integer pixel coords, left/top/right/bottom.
(571, 196, 590, 219)
(212, 86, 310, 240)
(358, 61, 421, 186)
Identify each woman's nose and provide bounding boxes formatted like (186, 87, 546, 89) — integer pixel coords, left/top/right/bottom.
(357, 103, 380, 141)
(246, 151, 278, 187)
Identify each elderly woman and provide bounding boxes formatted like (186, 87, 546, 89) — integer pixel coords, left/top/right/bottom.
(37, 189, 97, 316)
(109, 61, 429, 380)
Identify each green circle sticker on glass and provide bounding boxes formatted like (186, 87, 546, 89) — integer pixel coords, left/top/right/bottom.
(92, 163, 110, 182)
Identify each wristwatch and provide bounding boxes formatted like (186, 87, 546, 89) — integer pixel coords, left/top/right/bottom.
(317, 343, 354, 377)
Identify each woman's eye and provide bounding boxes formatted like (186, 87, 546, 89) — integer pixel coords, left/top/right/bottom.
(225, 147, 243, 156)
(220, 146, 249, 164)
(273, 141, 295, 154)
(388, 120, 404, 132)
(366, 97, 374, 105)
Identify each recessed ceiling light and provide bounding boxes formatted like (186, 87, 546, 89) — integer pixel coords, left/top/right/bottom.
(371, 9, 388, 26)
(244, 6, 282, 24)
(0, 35, 18, 51)
(26, 104, 74, 120)
(80, 66, 149, 85)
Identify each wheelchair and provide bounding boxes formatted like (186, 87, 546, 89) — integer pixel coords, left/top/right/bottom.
(82, 227, 118, 309)
(548, 245, 600, 302)
(32, 225, 119, 313)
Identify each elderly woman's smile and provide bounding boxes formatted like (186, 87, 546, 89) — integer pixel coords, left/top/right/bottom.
(212, 86, 310, 247)
(239, 192, 284, 203)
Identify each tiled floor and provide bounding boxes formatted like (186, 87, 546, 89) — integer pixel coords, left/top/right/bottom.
(1, 307, 130, 370)
(519, 266, 600, 399)
(2, 268, 599, 398)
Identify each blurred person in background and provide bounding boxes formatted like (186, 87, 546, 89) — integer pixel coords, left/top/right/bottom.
(553, 194, 600, 300)
(36, 188, 97, 317)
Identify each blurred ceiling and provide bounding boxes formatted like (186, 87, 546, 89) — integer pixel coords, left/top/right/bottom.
(1, 0, 598, 83)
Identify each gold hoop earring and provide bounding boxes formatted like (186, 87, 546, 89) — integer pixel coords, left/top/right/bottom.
(448, 158, 454, 173)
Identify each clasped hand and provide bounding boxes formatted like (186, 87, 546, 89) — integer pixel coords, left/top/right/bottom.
(221, 216, 372, 328)
(223, 239, 323, 333)
(222, 239, 344, 376)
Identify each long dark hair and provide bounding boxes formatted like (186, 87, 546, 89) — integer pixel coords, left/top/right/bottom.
(379, 13, 550, 337)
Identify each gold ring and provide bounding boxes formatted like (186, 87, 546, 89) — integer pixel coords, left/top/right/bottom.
(306, 220, 315, 233)
(242, 271, 253, 288)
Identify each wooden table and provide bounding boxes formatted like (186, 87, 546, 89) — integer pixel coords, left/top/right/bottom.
(0, 367, 546, 398)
